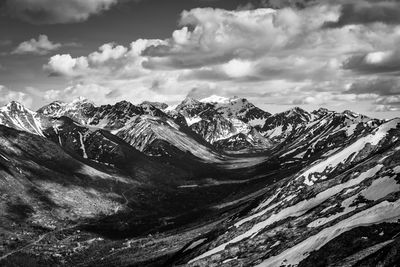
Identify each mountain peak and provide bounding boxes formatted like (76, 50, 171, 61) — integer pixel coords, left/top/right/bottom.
(287, 106, 307, 114)
(181, 97, 200, 106)
(312, 107, 332, 116)
(342, 109, 360, 117)
(3, 101, 29, 113)
(114, 100, 133, 107)
(72, 96, 90, 104)
(141, 101, 168, 110)
(280, 107, 311, 121)
(200, 95, 233, 104)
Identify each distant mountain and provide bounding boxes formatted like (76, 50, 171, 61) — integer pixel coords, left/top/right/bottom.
(37, 98, 222, 164)
(171, 95, 271, 150)
(141, 101, 168, 110)
(213, 129, 271, 151)
(1, 96, 400, 267)
(37, 97, 96, 124)
(200, 95, 271, 128)
(260, 107, 312, 141)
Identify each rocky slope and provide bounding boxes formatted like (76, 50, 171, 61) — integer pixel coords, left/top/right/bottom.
(171, 118, 400, 267)
(38, 98, 221, 163)
(0, 101, 47, 136)
(1, 97, 400, 267)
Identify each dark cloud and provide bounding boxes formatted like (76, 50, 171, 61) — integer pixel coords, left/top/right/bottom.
(142, 46, 238, 70)
(260, 0, 318, 9)
(181, 69, 232, 81)
(342, 49, 400, 75)
(237, 0, 318, 10)
(346, 78, 400, 96)
(324, 1, 400, 28)
(2, 0, 120, 24)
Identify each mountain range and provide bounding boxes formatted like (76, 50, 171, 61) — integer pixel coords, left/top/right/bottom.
(0, 95, 399, 267)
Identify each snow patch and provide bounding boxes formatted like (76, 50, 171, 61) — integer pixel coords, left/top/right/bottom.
(256, 199, 400, 267)
(189, 165, 382, 263)
(184, 116, 202, 126)
(78, 132, 88, 159)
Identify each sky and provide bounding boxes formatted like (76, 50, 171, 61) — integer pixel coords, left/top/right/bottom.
(1, 0, 400, 119)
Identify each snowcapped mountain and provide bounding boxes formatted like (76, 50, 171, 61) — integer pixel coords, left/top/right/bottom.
(260, 107, 312, 141)
(113, 115, 222, 162)
(1, 96, 400, 267)
(141, 101, 168, 110)
(37, 97, 96, 124)
(213, 129, 271, 151)
(0, 101, 46, 136)
(271, 108, 382, 165)
(200, 95, 271, 128)
(171, 95, 271, 150)
(37, 98, 221, 163)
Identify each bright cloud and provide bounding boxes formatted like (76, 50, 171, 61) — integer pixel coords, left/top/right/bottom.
(222, 59, 254, 78)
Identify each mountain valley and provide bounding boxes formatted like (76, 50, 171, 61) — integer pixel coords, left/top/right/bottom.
(0, 96, 399, 267)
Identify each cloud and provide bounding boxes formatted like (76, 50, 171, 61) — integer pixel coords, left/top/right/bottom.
(324, 1, 400, 28)
(37, 3, 400, 117)
(11, 34, 61, 55)
(374, 104, 400, 112)
(346, 78, 400, 96)
(373, 95, 400, 112)
(290, 91, 372, 105)
(260, 0, 318, 9)
(343, 47, 400, 74)
(142, 7, 337, 69)
(43, 83, 115, 105)
(0, 85, 33, 107)
(45, 54, 89, 76)
(3, 0, 119, 24)
(375, 95, 400, 105)
(44, 39, 165, 78)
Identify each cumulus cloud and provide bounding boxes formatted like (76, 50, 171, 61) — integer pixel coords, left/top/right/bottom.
(3, 0, 119, 24)
(0, 85, 33, 107)
(12, 34, 61, 55)
(45, 39, 165, 78)
(38, 1, 400, 117)
(142, 6, 339, 70)
(45, 54, 89, 76)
